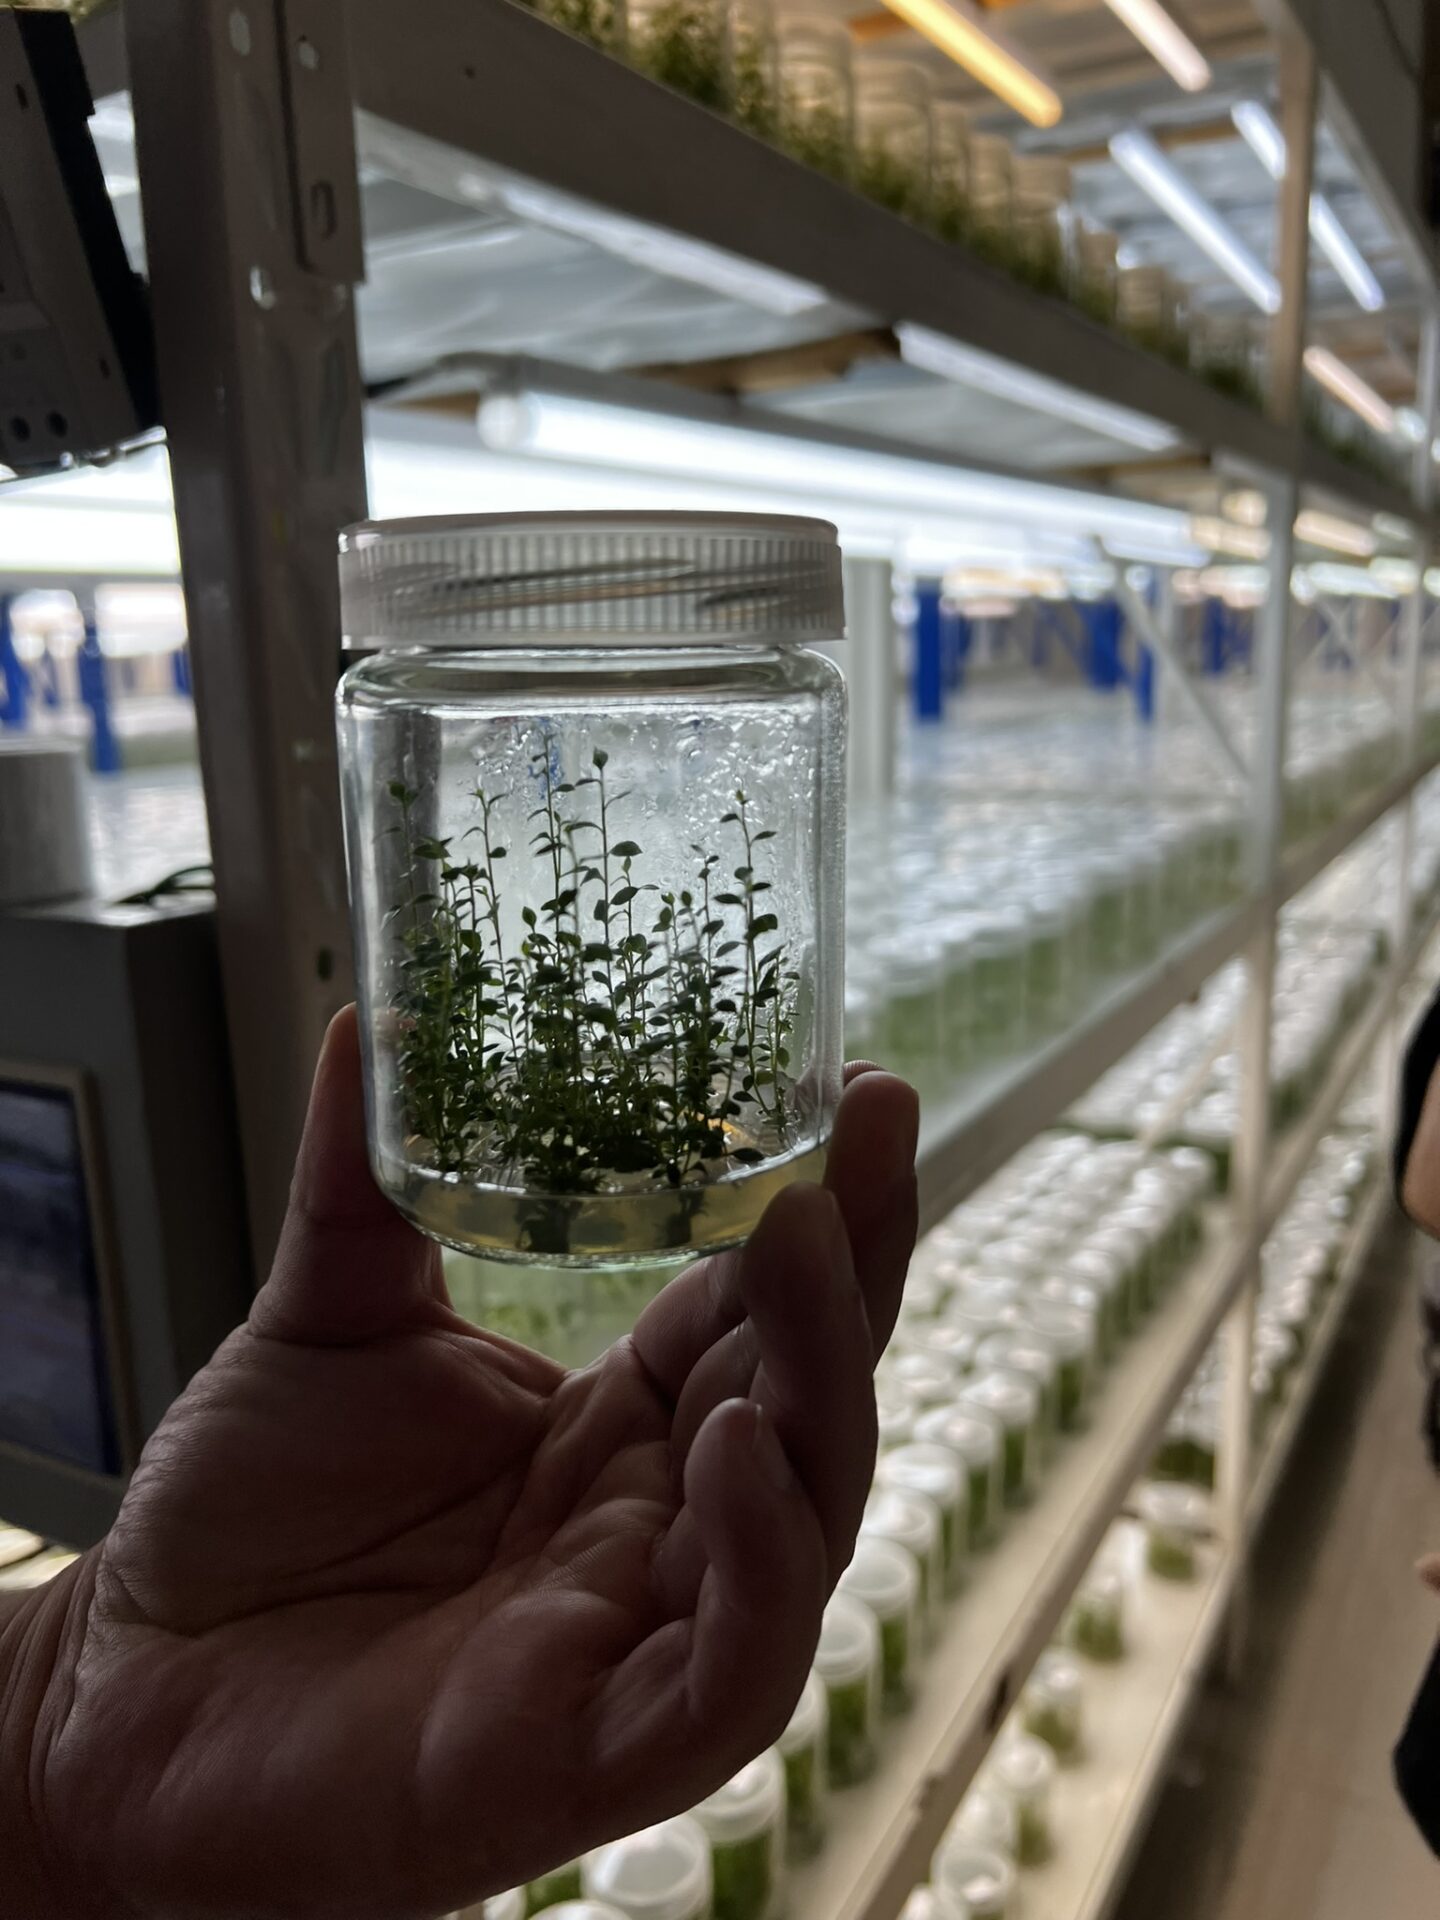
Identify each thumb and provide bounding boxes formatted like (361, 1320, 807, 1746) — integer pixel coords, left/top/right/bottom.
(248, 1005, 442, 1345)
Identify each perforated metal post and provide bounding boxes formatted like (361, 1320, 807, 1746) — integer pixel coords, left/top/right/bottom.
(125, 0, 368, 1272)
(842, 555, 897, 808)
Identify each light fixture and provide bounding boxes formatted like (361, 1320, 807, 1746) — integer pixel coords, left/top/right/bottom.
(483, 178, 830, 318)
(1110, 129, 1281, 314)
(1101, 0, 1210, 91)
(471, 385, 1201, 556)
(895, 324, 1179, 451)
(1306, 562, 1399, 599)
(1231, 103, 1385, 314)
(1293, 508, 1378, 558)
(1189, 514, 1271, 561)
(1223, 488, 1268, 527)
(877, 0, 1062, 127)
(1302, 345, 1396, 436)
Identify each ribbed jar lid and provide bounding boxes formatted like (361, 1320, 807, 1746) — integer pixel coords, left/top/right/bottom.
(338, 510, 845, 649)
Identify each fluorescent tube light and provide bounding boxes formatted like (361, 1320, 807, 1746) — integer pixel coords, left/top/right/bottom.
(1189, 515, 1271, 561)
(1293, 508, 1378, 558)
(1101, 0, 1210, 91)
(895, 325, 1179, 451)
(1302, 346, 1396, 436)
(878, 0, 1062, 127)
(1396, 408, 1426, 445)
(494, 179, 830, 318)
(473, 388, 1194, 548)
(1231, 103, 1384, 314)
(1110, 129, 1280, 314)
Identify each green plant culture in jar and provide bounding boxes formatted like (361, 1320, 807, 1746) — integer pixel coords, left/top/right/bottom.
(968, 913, 1028, 1060)
(814, 1593, 882, 1787)
(1075, 225, 1119, 324)
(989, 1735, 1056, 1867)
(628, 0, 730, 108)
(487, 1893, 528, 1920)
(876, 1441, 966, 1594)
(912, 1403, 1002, 1549)
(1022, 902, 1071, 1034)
(527, 1864, 585, 1913)
(693, 1749, 787, 1920)
(776, 13, 854, 183)
(927, 96, 971, 244)
(337, 514, 847, 1268)
(1008, 153, 1072, 300)
(582, 1818, 713, 1920)
(978, 1342, 1058, 1457)
(526, 0, 623, 49)
(933, 1840, 1017, 1920)
(777, 1671, 828, 1860)
(853, 58, 932, 223)
(944, 1786, 1019, 1863)
(838, 1536, 921, 1714)
(1023, 1301, 1094, 1430)
(728, 0, 778, 135)
(965, 131, 1012, 265)
(1067, 1565, 1127, 1662)
(1021, 1648, 1085, 1762)
(1064, 1246, 1130, 1348)
(959, 1372, 1039, 1507)
(1139, 1482, 1209, 1582)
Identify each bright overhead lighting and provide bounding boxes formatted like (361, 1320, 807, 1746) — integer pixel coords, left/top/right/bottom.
(877, 0, 1062, 127)
(1189, 514, 1271, 560)
(1305, 562, 1399, 599)
(1110, 129, 1281, 314)
(491, 179, 830, 318)
(1223, 489, 1268, 527)
(895, 324, 1178, 451)
(473, 387, 1196, 549)
(1293, 508, 1378, 558)
(1231, 103, 1385, 314)
(1302, 346, 1396, 436)
(1396, 408, 1426, 445)
(1101, 0, 1210, 90)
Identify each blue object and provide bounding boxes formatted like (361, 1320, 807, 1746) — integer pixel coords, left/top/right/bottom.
(913, 583, 944, 722)
(0, 596, 28, 731)
(171, 645, 193, 698)
(1081, 599, 1124, 690)
(78, 612, 121, 774)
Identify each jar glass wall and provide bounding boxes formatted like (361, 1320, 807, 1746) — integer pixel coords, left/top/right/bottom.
(337, 514, 847, 1267)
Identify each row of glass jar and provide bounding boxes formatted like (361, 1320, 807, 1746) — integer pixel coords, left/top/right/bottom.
(1152, 1129, 1375, 1487)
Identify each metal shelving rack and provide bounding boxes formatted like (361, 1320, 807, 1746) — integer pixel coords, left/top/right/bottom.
(93, 1, 1440, 1915)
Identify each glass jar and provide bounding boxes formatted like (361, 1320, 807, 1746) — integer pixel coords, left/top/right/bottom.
(853, 59, 933, 223)
(728, 0, 779, 136)
(1118, 264, 1180, 362)
(692, 1750, 787, 1920)
(526, 1862, 585, 1912)
(1008, 153, 1071, 298)
(929, 97, 971, 242)
(777, 14, 854, 181)
(877, 1440, 967, 1592)
(537, 0, 624, 51)
(814, 1592, 882, 1786)
(1139, 1482, 1210, 1582)
(959, 1372, 1039, 1507)
(583, 1820, 713, 1920)
(988, 1735, 1056, 1866)
(945, 1786, 1019, 1862)
(484, 1894, 526, 1920)
(932, 1841, 1017, 1920)
(627, 0, 730, 108)
(544, 1905, 631, 1920)
(966, 132, 1012, 259)
(337, 513, 847, 1268)
(862, 1485, 944, 1632)
(1067, 1564, 1127, 1662)
(1021, 1648, 1085, 1761)
(777, 1672, 828, 1859)
(911, 1403, 1002, 1549)
(1075, 226, 1119, 324)
(901, 1890, 968, 1920)
(1023, 1301, 1095, 1429)
(977, 1340, 1059, 1452)
(838, 1536, 922, 1713)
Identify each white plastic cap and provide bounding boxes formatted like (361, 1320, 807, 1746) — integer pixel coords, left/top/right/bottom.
(814, 1592, 881, 1686)
(838, 1536, 920, 1623)
(543, 1905, 632, 1920)
(912, 1405, 1001, 1470)
(582, 1819, 712, 1920)
(692, 1748, 786, 1845)
(991, 1733, 1057, 1801)
(877, 1442, 964, 1513)
(338, 511, 845, 649)
(778, 1670, 829, 1756)
(932, 1840, 1016, 1918)
(482, 1892, 526, 1920)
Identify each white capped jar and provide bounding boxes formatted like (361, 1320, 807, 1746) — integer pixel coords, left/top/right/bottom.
(1021, 1647, 1085, 1761)
(862, 1484, 944, 1630)
(777, 1671, 828, 1858)
(911, 1403, 1002, 1550)
(929, 96, 971, 239)
(838, 1536, 922, 1713)
(988, 1734, 1056, 1866)
(877, 1440, 967, 1590)
(337, 513, 847, 1268)
(814, 1592, 883, 1786)
(776, 14, 854, 180)
(933, 1840, 1017, 1920)
(853, 58, 932, 222)
(582, 1819, 713, 1920)
(692, 1749, 787, 1920)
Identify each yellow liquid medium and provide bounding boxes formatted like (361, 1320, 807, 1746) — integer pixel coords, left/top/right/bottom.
(397, 1139, 829, 1267)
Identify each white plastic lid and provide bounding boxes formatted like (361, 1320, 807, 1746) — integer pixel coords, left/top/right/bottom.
(582, 1818, 713, 1920)
(814, 1592, 882, 1687)
(863, 1486, 941, 1568)
(778, 1670, 829, 1756)
(1138, 1483, 1211, 1535)
(933, 1840, 1016, 1916)
(960, 1372, 1040, 1432)
(543, 1905, 632, 1920)
(1030, 1647, 1083, 1707)
(991, 1733, 1056, 1800)
(839, 1536, 920, 1624)
(912, 1404, 1000, 1469)
(900, 1887, 968, 1920)
(339, 511, 845, 649)
(947, 1785, 1019, 1859)
(887, 1350, 963, 1407)
(692, 1748, 785, 1845)
(483, 1893, 526, 1920)
(878, 1442, 964, 1512)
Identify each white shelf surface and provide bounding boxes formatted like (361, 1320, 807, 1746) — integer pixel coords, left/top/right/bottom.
(1015, 1179, 1393, 1920)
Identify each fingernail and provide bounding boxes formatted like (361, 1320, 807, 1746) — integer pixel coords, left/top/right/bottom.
(752, 1404, 798, 1494)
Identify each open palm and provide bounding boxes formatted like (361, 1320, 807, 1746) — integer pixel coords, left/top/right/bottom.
(19, 1011, 918, 1920)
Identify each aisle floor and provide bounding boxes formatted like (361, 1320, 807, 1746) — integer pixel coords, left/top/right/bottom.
(1113, 1216, 1440, 1920)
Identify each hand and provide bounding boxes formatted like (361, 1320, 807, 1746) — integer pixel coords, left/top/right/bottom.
(9, 1010, 918, 1920)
